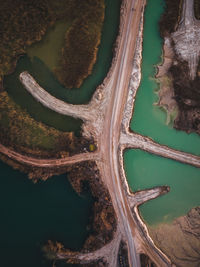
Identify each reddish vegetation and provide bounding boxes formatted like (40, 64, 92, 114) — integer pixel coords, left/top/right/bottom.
(41, 161, 117, 264)
(159, 0, 200, 134)
(55, 0, 104, 88)
(169, 61, 200, 134)
(159, 0, 182, 37)
(0, 154, 117, 262)
(67, 162, 117, 251)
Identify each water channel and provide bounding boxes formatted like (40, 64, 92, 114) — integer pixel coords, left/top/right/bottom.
(124, 0, 200, 225)
(0, 1, 121, 266)
(4, 0, 121, 133)
(1, 0, 200, 266)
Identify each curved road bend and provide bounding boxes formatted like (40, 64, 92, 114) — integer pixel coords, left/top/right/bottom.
(0, 0, 172, 265)
(99, 0, 144, 266)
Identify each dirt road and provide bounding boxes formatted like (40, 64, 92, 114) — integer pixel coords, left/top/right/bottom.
(0, 143, 98, 167)
(1, 0, 199, 266)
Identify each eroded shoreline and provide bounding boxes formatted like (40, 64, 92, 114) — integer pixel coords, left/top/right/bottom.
(0, 0, 200, 266)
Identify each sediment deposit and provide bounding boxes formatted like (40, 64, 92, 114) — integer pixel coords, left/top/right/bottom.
(159, 0, 200, 134)
(1, 0, 200, 266)
(150, 207, 200, 267)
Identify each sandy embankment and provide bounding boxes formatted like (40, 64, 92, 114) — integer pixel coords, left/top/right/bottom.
(155, 37, 178, 124)
(149, 207, 200, 267)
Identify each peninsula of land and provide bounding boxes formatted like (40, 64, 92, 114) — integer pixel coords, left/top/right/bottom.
(0, 0, 200, 266)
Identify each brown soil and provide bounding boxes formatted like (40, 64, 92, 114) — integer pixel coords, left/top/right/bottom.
(117, 241, 129, 267)
(67, 161, 117, 252)
(159, 0, 200, 135)
(140, 254, 156, 267)
(169, 60, 200, 134)
(149, 207, 200, 267)
(156, 38, 178, 124)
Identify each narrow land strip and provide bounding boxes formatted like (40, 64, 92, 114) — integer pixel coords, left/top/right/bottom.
(1, 0, 199, 266)
(19, 72, 94, 122)
(0, 143, 98, 167)
(120, 132, 200, 168)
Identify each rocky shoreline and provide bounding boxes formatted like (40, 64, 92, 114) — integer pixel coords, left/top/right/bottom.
(42, 161, 117, 265)
(156, 36, 200, 135)
(158, 0, 200, 135)
(155, 37, 178, 125)
(1, 0, 199, 266)
(149, 207, 200, 267)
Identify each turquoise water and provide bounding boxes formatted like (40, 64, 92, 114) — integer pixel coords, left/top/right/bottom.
(0, 161, 92, 267)
(124, 0, 200, 225)
(130, 0, 200, 156)
(124, 149, 200, 225)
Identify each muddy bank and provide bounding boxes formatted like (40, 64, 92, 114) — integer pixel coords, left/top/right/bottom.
(158, 0, 200, 134)
(155, 37, 178, 125)
(149, 207, 200, 267)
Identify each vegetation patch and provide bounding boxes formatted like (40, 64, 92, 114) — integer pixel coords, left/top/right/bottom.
(0, 0, 51, 85)
(169, 61, 200, 133)
(0, 0, 105, 89)
(55, 0, 105, 88)
(159, 0, 182, 37)
(42, 161, 117, 263)
(0, 92, 91, 157)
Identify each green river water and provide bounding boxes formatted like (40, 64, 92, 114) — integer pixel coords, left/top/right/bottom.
(1, 0, 200, 266)
(0, 0, 120, 266)
(0, 161, 92, 267)
(4, 0, 121, 133)
(124, 0, 200, 225)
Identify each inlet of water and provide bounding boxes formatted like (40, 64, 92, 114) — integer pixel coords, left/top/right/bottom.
(0, 161, 92, 267)
(125, 0, 200, 225)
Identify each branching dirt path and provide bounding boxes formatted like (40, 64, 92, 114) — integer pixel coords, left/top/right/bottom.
(57, 226, 122, 266)
(1, 0, 200, 266)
